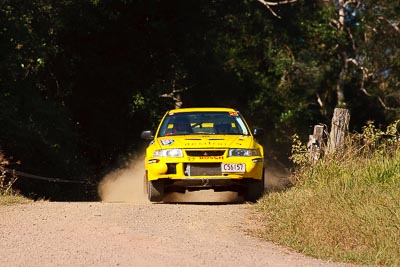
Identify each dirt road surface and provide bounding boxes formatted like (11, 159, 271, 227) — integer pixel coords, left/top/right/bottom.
(0, 158, 353, 267)
(0, 199, 353, 267)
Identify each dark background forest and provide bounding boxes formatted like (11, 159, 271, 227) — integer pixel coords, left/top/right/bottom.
(1, 0, 399, 200)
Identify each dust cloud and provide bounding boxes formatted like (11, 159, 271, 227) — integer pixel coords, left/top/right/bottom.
(97, 152, 291, 203)
(264, 160, 292, 192)
(98, 153, 148, 203)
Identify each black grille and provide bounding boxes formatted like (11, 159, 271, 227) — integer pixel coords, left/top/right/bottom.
(184, 163, 221, 176)
(166, 163, 177, 174)
(186, 150, 225, 157)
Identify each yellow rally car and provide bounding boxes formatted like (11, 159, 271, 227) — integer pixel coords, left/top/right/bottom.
(140, 107, 265, 202)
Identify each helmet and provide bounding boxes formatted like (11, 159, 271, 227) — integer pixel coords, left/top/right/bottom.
(173, 116, 192, 133)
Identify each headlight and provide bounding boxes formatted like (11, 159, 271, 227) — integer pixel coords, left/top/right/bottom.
(228, 149, 260, 157)
(153, 149, 183, 158)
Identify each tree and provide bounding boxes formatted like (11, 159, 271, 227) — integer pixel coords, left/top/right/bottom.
(1, 0, 399, 199)
(257, 0, 400, 124)
(256, 0, 298, 18)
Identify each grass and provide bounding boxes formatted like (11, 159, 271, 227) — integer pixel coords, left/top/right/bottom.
(0, 194, 30, 205)
(255, 126, 400, 266)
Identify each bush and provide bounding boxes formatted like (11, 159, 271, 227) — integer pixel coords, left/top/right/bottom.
(0, 151, 18, 195)
(255, 120, 400, 266)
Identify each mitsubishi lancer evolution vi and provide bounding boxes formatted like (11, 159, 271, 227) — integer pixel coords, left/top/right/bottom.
(140, 107, 265, 202)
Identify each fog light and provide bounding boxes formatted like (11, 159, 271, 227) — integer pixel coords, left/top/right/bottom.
(149, 162, 168, 175)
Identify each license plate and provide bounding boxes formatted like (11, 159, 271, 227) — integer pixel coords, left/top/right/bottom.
(221, 163, 246, 172)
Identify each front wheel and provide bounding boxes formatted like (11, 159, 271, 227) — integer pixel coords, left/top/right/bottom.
(148, 179, 164, 202)
(244, 171, 265, 202)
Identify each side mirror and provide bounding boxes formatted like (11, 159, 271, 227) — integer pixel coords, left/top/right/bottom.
(140, 130, 154, 140)
(253, 128, 265, 137)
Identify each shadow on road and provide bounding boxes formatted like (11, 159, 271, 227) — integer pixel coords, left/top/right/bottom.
(162, 190, 244, 205)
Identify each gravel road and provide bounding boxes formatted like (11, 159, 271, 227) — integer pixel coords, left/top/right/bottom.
(0, 199, 353, 267)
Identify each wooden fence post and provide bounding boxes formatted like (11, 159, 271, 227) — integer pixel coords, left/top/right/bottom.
(328, 108, 350, 153)
(308, 125, 325, 163)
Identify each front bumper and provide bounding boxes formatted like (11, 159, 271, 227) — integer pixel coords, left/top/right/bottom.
(146, 157, 264, 182)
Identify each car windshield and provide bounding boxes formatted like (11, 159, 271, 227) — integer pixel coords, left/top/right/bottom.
(157, 111, 250, 137)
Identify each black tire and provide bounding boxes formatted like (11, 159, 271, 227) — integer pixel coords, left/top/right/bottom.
(148, 179, 164, 202)
(244, 171, 265, 202)
(143, 172, 148, 194)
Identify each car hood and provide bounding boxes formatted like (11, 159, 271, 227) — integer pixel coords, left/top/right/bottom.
(156, 135, 254, 149)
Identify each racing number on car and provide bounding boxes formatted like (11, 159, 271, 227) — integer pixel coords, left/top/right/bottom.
(221, 163, 245, 172)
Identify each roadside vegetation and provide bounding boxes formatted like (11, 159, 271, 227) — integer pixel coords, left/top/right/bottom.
(1, 1, 399, 199)
(0, 152, 29, 205)
(255, 121, 400, 266)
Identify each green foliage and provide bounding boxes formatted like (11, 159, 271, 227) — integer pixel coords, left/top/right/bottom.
(256, 121, 400, 266)
(0, 0, 399, 199)
(352, 120, 400, 156)
(0, 86, 82, 175)
(289, 134, 308, 165)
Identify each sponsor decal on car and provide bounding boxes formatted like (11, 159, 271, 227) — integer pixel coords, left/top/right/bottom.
(160, 139, 175, 146)
(199, 156, 224, 160)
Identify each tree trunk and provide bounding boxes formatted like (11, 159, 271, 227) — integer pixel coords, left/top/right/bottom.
(336, 0, 347, 107)
(336, 52, 348, 107)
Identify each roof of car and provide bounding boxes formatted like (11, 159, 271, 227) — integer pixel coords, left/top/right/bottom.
(168, 107, 237, 113)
